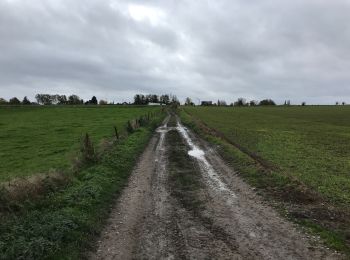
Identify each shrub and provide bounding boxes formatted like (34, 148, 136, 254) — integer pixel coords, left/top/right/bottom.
(259, 99, 276, 106)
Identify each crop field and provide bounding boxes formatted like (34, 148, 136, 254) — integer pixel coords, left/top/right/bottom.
(0, 106, 161, 182)
(182, 106, 350, 206)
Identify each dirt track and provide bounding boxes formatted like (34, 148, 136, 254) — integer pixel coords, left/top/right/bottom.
(90, 115, 341, 259)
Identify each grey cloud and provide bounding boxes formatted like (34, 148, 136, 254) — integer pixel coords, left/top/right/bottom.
(0, 0, 349, 104)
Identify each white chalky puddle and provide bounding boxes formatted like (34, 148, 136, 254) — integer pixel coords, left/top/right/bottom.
(155, 119, 237, 202)
(176, 122, 237, 200)
(188, 149, 205, 159)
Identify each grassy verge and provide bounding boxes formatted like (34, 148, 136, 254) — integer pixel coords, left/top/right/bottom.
(179, 108, 350, 257)
(0, 114, 164, 259)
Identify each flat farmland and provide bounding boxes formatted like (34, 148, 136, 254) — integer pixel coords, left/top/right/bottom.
(183, 106, 350, 206)
(0, 106, 160, 181)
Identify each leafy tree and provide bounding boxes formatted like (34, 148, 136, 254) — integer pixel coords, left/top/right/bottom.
(160, 94, 170, 105)
(91, 96, 97, 105)
(301, 102, 306, 106)
(141, 95, 147, 105)
(9, 97, 21, 105)
(133, 94, 146, 105)
(57, 95, 67, 105)
(259, 99, 276, 106)
(35, 94, 53, 105)
(68, 95, 82, 105)
(0, 98, 8, 105)
(151, 94, 158, 103)
(51, 94, 59, 104)
(134, 94, 141, 105)
(249, 100, 257, 106)
(144, 94, 159, 103)
(22, 96, 31, 105)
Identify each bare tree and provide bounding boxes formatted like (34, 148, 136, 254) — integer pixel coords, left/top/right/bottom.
(234, 98, 246, 106)
(218, 100, 227, 106)
(185, 97, 193, 106)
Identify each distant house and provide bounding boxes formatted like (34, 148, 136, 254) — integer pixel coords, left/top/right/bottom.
(201, 101, 212, 106)
(148, 102, 161, 106)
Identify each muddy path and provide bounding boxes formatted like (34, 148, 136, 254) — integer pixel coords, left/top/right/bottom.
(90, 115, 341, 260)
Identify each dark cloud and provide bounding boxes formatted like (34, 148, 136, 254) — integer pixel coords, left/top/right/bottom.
(0, 0, 349, 104)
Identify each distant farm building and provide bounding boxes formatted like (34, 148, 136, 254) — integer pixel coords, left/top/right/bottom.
(148, 102, 162, 106)
(201, 101, 212, 106)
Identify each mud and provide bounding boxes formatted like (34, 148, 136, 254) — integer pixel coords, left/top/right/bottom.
(90, 115, 342, 260)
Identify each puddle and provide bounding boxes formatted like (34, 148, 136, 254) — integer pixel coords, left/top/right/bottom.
(188, 149, 205, 159)
(176, 122, 237, 200)
(155, 118, 237, 201)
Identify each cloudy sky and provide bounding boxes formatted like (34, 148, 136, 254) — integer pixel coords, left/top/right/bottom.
(0, 0, 349, 104)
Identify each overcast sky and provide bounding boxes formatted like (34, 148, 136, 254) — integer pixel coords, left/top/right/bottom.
(0, 0, 349, 104)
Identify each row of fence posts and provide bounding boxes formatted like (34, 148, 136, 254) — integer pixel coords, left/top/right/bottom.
(81, 111, 161, 163)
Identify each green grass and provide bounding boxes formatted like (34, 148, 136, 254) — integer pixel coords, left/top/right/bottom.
(183, 106, 350, 206)
(0, 112, 165, 259)
(180, 106, 350, 256)
(0, 106, 160, 181)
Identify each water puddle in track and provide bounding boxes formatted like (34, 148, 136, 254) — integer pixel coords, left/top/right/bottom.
(155, 118, 237, 202)
(176, 122, 237, 200)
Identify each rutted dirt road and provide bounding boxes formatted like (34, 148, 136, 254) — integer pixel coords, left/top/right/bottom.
(90, 115, 341, 259)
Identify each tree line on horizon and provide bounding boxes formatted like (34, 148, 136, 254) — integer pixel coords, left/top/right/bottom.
(185, 97, 347, 106)
(0, 93, 180, 106)
(0, 94, 347, 106)
(133, 94, 180, 105)
(185, 97, 277, 106)
(0, 94, 121, 106)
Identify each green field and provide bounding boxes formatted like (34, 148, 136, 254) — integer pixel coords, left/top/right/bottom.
(183, 106, 350, 206)
(0, 106, 165, 259)
(0, 106, 160, 181)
